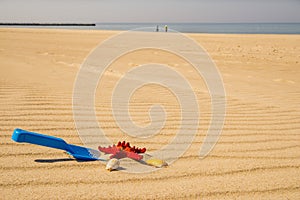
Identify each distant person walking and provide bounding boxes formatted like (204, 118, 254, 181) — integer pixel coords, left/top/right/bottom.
(156, 25, 159, 32)
(164, 25, 168, 32)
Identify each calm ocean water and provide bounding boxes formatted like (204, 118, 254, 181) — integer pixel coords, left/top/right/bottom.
(95, 23, 300, 34)
(2, 23, 300, 34)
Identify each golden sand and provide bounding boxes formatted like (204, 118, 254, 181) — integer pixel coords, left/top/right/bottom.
(0, 28, 299, 199)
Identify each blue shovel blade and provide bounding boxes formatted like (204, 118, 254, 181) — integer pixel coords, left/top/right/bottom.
(12, 128, 100, 161)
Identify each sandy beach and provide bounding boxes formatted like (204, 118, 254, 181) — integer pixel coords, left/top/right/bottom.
(0, 28, 300, 199)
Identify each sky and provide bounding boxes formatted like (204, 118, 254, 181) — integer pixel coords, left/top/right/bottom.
(0, 0, 300, 23)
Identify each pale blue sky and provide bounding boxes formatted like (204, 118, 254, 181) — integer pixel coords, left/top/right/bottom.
(0, 0, 299, 23)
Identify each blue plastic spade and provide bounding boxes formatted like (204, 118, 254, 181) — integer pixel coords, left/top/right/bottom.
(12, 128, 100, 161)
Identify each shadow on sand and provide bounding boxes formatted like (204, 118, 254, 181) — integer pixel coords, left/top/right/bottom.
(34, 158, 97, 163)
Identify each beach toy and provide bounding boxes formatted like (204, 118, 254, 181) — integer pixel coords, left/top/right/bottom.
(98, 141, 146, 160)
(99, 141, 168, 168)
(11, 128, 100, 161)
(106, 158, 120, 171)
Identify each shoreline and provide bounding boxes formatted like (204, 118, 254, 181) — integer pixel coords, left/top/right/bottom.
(1, 22, 300, 34)
(1, 27, 299, 36)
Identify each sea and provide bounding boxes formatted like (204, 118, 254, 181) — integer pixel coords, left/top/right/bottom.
(2, 23, 300, 34)
(95, 23, 300, 34)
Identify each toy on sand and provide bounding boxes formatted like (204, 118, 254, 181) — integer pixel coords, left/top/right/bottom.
(12, 128, 168, 169)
